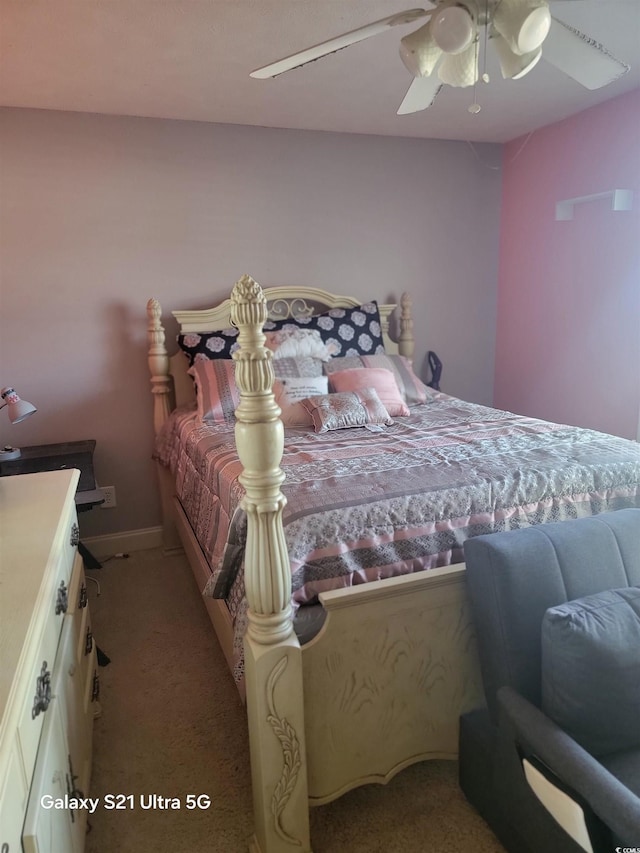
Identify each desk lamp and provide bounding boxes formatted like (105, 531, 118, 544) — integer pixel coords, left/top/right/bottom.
(0, 386, 37, 461)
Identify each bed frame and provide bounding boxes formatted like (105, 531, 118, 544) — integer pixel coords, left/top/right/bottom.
(147, 276, 484, 853)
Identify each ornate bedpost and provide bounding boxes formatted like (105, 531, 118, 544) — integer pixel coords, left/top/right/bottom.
(231, 275, 312, 853)
(397, 292, 415, 364)
(147, 298, 181, 552)
(147, 298, 174, 433)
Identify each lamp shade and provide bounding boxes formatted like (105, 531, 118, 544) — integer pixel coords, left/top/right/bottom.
(438, 41, 479, 87)
(1, 386, 37, 423)
(399, 21, 442, 77)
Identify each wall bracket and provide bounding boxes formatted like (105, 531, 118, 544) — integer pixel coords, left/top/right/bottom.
(556, 189, 633, 221)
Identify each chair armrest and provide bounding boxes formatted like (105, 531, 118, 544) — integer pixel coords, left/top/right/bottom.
(498, 686, 640, 848)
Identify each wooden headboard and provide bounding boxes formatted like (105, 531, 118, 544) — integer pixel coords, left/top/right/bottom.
(147, 281, 415, 433)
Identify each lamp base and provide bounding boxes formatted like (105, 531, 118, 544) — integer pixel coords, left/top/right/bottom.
(0, 446, 22, 461)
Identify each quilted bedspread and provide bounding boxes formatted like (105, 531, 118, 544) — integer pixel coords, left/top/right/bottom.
(155, 393, 640, 613)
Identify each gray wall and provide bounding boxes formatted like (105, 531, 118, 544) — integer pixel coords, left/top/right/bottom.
(0, 108, 502, 537)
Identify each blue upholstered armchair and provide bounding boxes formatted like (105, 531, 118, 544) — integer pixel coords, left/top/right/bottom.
(460, 509, 640, 853)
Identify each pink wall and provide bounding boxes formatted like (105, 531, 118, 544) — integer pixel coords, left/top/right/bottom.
(494, 90, 640, 440)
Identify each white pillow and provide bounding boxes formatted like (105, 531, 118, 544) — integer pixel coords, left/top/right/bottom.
(265, 327, 335, 361)
(274, 375, 329, 427)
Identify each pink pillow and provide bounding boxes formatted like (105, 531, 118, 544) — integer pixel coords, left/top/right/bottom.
(324, 354, 432, 405)
(188, 359, 239, 422)
(328, 368, 410, 417)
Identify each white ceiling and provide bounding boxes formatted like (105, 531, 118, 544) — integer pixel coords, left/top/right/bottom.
(1, 1, 638, 143)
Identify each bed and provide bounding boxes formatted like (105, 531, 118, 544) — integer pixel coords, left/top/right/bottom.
(147, 275, 640, 853)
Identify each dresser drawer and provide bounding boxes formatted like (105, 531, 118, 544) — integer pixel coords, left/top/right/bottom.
(23, 616, 92, 853)
(17, 538, 77, 778)
(58, 617, 93, 790)
(22, 695, 76, 853)
(0, 740, 29, 852)
(17, 614, 64, 776)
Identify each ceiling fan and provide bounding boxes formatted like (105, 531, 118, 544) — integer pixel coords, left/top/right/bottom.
(250, 0, 630, 115)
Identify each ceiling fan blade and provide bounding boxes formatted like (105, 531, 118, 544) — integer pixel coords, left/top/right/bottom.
(250, 8, 430, 78)
(542, 17, 630, 90)
(397, 75, 442, 114)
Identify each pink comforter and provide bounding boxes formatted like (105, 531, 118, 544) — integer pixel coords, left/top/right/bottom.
(155, 393, 640, 607)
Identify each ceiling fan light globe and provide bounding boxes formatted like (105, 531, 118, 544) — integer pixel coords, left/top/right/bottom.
(399, 22, 442, 77)
(493, 33, 542, 80)
(518, 7, 551, 53)
(493, 0, 551, 56)
(431, 5, 475, 55)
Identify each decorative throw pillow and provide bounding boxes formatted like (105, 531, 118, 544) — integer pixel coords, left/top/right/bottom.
(272, 357, 325, 380)
(178, 329, 239, 365)
(188, 359, 239, 422)
(274, 376, 329, 427)
(328, 367, 410, 417)
(264, 302, 385, 358)
(265, 327, 335, 361)
(324, 354, 432, 406)
(541, 587, 640, 757)
(300, 388, 393, 433)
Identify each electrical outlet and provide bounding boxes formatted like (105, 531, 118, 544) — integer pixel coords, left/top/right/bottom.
(100, 486, 117, 509)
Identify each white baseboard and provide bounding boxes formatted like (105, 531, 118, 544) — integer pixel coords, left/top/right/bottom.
(81, 526, 164, 558)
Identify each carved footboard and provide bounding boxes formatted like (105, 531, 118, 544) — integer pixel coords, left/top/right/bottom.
(303, 565, 484, 805)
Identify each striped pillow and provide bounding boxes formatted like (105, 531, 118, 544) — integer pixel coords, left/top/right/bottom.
(272, 357, 325, 380)
(188, 359, 239, 422)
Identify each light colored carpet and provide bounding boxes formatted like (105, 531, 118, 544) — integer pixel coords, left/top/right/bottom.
(84, 548, 505, 853)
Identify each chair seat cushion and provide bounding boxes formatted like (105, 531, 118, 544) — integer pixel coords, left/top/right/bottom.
(541, 587, 640, 757)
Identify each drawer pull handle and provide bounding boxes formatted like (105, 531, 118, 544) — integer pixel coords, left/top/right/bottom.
(78, 583, 88, 609)
(2, 843, 9, 853)
(70, 523, 80, 547)
(92, 670, 100, 703)
(85, 627, 93, 655)
(32, 661, 52, 718)
(66, 754, 84, 824)
(55, 580, 69, 615)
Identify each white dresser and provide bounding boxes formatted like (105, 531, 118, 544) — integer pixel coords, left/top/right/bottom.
(0, 470, 97, 853)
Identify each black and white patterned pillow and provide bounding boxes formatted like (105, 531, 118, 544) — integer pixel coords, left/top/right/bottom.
(265, 302, 385, 358)
(178, 301, 385, 365)
(177, 329, 239, 366)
